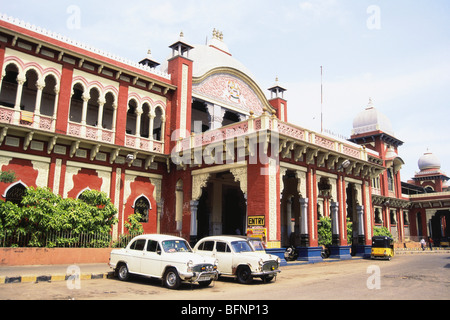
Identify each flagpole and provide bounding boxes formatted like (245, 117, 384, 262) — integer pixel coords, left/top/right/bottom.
(321, 66, 323, 133)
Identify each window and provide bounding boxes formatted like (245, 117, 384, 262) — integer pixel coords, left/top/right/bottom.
(198, 241, 215, 251)
(216, 242, 231, 253)
(0, 64, 19, 108)
(153, 106, 163, 141)
(40, 75, 57, 116)
(126, 99, 138, 135)
(86, 88, 100, 127)
(146, 240, 160, 253)
(130, 239, 146, 251)
(69, 83, 84, 123)
(20, 69, 38, 112)
(4, 182, 27, 206)
(134, 196, 150, 223)
(102, 92, 115, 130)
(387, 168, 394, 192)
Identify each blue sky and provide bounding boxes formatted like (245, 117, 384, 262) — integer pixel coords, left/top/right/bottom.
(1, 0, 449, 181)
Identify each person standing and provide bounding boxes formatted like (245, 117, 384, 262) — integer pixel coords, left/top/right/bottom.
(420, 238, 426, 251)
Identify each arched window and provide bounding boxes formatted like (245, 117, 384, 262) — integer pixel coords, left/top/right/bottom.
(102, 92, 115, 130)
(86, 88, 100, 127)
(69, 83, 84, 123)
(4, 181, 27, 206)
(133, 195, 151, 223)
(387, 168, 394, 192)
(0, 64, 19, 108)
(20, 69, 39, 112)
(126, 99, 138, 135)
(153, 106, 163, 141)
(141, 102, 151, 138)
(40, 74, 57, 116)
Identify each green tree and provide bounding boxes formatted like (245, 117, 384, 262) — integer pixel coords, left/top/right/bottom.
(318, 216, 332, 246)
(0, 187, 118, 247)
(373, 226, 393, 238)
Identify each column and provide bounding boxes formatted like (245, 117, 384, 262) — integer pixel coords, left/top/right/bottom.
(33, 81, 45, 129)
(97, 97, 106, 140)
(190, 200, 199, 243)
(80, 91, 90, 136)
(299, 197, 309, 247)
(331, 202, 340, 245)
(207, 104, 225, 130)
(357, 205, 365, 245)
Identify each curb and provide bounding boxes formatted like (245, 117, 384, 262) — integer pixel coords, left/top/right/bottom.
(0, 271, 115, 285)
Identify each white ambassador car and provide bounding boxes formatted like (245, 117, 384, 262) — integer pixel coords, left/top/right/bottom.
(193, 236, 281, 284)
(109, 234, 218, 289)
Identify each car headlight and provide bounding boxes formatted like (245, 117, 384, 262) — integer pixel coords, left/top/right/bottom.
(187, 260, 194, 272)
(259, 258, 264, 267)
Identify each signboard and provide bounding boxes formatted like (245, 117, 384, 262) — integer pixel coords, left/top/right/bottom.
(248, 215, 265, 227)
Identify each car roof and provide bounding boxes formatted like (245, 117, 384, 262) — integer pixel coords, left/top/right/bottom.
(197, 235, 247, 242)
(131, 234, 186, 242)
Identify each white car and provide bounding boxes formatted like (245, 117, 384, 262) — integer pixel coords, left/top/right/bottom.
(193, 236, 281, 284)
(109, 234, 218, 289)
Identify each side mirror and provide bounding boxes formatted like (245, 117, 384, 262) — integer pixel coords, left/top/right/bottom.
(157, 250, 161, 255)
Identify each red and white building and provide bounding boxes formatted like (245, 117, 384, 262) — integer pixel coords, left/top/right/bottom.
(0, 15, 447, 260)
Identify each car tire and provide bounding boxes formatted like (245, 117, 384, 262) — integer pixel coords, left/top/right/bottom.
(117, 264, 129, 281)
(164, 268, 181, 290)
(236, 266, 253, 284)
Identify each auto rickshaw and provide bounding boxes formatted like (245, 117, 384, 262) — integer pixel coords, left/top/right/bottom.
(371, 236, 394, 260)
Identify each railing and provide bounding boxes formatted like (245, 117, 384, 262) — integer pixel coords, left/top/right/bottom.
(0, 231, 114, 248)
(175, 114, 369, 161)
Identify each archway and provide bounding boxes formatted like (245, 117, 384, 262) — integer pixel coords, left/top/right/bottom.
(280, 170, 301, 247)
(196, 170, 247, 240)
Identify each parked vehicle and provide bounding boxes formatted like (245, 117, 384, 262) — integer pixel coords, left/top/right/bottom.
(109, 234, 218, 289)
(193, 235, 281, 284)
(370, 236, 394, 260)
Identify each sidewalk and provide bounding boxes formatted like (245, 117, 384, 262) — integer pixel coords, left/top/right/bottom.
(0, 263, 113, 285)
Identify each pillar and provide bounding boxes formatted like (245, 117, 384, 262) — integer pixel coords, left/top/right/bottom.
(331, 202, 340, 245)
(299, 197, 309, 247)
(190, 200, 199, 244)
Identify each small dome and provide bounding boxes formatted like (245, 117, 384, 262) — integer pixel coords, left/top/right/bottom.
(418, 151, 441, 171)
(352, 99, 394, 137)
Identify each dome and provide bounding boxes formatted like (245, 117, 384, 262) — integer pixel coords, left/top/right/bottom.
(352, 99, 395, 137)
(418, 151, 441, 171)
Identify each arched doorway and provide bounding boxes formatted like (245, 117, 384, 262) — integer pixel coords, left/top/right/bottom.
(196, 170, 247, 240)
(280, 170, 301, 247)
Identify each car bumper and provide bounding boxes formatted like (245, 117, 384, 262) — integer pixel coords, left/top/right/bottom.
(179, 271, 219, 283)
(251, 269, 281, 277)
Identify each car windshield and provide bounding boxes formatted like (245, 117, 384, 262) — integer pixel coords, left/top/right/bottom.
(248, 239, 265, 251)
(162, 240, 192, 253)
(231, 240, 254, 253)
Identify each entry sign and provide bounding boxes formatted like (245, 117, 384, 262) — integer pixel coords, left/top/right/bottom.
(248, 216, 265, 227)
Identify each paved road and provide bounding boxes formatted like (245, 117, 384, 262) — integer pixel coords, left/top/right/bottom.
(0, 254, 448, 301)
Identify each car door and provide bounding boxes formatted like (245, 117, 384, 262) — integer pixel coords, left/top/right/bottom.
(141, 240, 162, 277)
(127, 239, 146, 273)
(196, 240, 215, 259)
(215, 241, 233, 275)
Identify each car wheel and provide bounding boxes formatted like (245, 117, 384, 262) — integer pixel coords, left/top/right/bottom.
(164, 268, 181, 290)
(117, 264, 129, 281)
(236, 266, 253, 284)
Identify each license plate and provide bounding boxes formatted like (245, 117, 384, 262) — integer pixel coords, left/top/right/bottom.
(199, 275, 212, 281)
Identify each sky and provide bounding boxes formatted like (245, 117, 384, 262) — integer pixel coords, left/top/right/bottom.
(1, 0, 449, 181)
